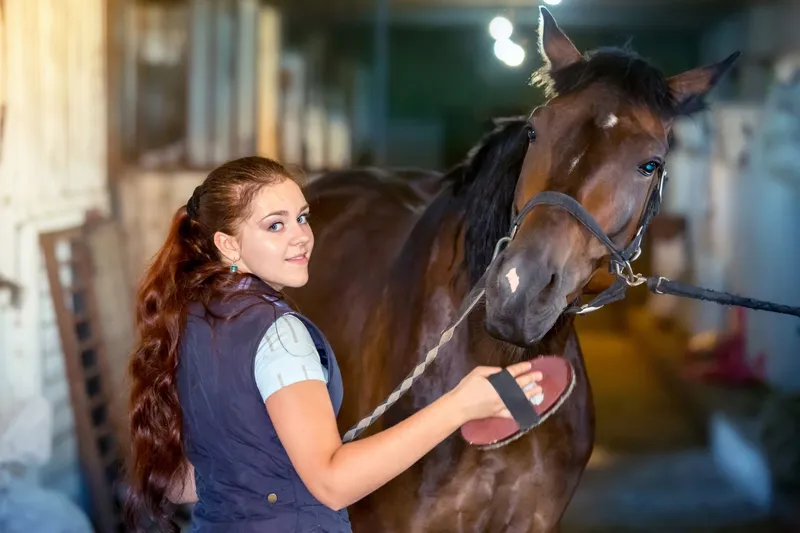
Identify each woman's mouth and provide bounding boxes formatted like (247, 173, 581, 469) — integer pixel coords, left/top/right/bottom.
(286, 253, 308, 265)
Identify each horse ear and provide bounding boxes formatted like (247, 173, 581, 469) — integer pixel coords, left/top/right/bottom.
(667, 52, 741, 115)
(538, 6, 582, 71)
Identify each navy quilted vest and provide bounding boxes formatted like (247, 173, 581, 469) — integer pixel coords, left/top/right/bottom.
(176, 279, 351, 532)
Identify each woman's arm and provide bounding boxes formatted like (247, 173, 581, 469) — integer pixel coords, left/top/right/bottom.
(166, 462, 198, 504)
(266, 361, 538, 511)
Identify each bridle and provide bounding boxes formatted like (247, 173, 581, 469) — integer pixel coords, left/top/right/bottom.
(494, 122, 669, 315)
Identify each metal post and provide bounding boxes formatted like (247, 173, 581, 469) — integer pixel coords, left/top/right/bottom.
(187, 0, 211, 167)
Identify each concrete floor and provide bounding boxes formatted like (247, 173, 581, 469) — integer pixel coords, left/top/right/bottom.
(561, 304, 781, 533)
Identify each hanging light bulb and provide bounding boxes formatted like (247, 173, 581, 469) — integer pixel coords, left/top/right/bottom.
(494, 38, 526, 67)
(489, 16, 513, 41)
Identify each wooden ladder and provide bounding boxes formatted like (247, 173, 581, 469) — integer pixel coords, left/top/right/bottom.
(41, 226, 126, 533)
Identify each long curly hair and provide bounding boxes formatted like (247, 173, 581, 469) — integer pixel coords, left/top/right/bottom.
(124, 156, 299, 532)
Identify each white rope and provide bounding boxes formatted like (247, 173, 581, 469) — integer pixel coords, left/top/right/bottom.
(341, 237, 511, 443)
(342, 287, 486, 442)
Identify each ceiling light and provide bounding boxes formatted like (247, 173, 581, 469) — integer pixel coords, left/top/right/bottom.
(489, 16, 513, 41)
(494, 38, 525, 67)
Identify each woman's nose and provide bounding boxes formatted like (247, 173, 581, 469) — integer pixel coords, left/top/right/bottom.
(292, 225, 310, 244)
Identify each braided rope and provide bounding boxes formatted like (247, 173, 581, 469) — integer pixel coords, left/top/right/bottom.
(342, 286, 487, 442)
(341, 238, 511, 443)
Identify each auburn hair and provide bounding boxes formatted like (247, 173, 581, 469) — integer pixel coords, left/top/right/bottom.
(124, 156, 300, 531)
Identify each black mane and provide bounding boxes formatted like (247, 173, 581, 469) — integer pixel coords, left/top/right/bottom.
(444, 117, 529, 285)
(531, 46, 706, 117)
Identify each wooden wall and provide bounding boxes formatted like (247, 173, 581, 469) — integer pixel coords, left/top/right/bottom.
(117, 0, 281, 169)
(0, 0, 110, 505)
(117, 170, 206, 279)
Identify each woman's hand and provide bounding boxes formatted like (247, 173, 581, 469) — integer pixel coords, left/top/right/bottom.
(451, 362, 542, 423)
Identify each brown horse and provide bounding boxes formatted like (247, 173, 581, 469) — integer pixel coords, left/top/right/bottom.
(286, 8, 738, 532)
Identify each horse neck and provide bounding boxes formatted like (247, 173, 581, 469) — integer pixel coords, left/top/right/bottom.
(383, 197, 576, 414)
(380, 116, 579, 406)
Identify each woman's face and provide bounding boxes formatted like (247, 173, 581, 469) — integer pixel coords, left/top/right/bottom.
(218, 179, 314, 291)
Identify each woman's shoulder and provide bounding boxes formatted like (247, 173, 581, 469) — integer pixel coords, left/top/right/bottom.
(254, 314, 327, 401)
(261, 314, 318, 356)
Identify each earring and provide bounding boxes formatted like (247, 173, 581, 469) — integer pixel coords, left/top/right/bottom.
(230, 264, 238, 273)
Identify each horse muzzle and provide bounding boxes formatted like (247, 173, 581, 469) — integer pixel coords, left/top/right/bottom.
(484, 248, 572, 346)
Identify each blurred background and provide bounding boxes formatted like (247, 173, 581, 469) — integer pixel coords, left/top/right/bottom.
(0, 0, 799, 531)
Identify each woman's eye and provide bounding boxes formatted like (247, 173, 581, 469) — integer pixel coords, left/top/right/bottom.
(298, 213, 310, 224)
(268, 222, 283, 232)
(639, 161, 659, 177)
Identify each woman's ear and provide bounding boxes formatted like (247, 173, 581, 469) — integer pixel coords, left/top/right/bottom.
(214, 231, 241, 263)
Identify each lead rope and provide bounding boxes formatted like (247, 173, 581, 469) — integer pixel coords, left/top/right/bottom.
(646, 276, 800, 318)
(341, 237, 512, 443)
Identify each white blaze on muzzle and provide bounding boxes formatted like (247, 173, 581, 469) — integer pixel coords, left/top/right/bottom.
(505, 267, 520, 293)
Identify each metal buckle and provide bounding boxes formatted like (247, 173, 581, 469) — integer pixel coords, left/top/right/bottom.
(613, 260, 647, 287)
(652, 276, 667, 294)
(492, 236, 512, 260)
(576, 303, 603, 315)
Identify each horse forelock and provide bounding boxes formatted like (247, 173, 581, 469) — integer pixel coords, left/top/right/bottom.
(530, 46, 706, 118)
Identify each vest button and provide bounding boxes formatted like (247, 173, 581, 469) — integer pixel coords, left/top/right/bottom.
(267, 493, 278, 504)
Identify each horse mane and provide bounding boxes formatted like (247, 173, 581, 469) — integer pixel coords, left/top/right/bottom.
(443, 116, 529, 285)
(531, 46, 706, 117)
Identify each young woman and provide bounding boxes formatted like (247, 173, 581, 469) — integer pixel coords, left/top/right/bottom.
(125, 156, 545, 533)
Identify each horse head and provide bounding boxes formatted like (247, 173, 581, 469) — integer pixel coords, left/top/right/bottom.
(484, 7, 739, 346)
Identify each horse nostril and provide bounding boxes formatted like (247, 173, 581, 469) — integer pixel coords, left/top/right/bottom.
(541, 273, 562, 298)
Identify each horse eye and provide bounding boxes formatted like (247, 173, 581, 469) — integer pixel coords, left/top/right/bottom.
(638, 161, 659, 177)
(526, 125, 537, 143)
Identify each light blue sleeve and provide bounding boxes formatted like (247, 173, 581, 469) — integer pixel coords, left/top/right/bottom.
(254, 314, 329, 402)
